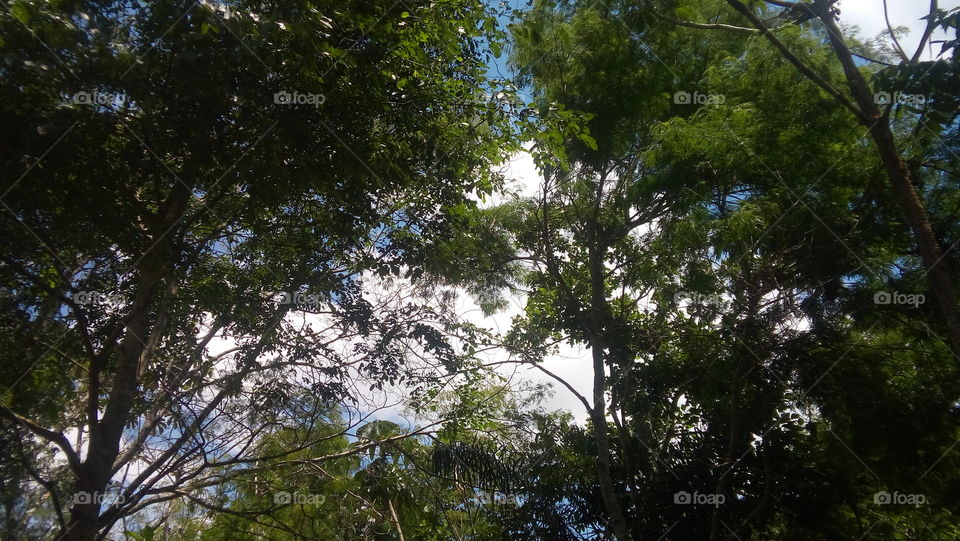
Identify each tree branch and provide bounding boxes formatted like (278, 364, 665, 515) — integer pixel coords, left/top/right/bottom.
(651, 10, 758, 33)
(724, 0, 868, 123)
(0, 406, 83, 476)
(882, 0, 910, 62)
(911, 0, 939, 63)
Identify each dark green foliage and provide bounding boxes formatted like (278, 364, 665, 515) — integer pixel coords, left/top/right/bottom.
(425, 1, 960, 539)
(3, 0, 960, 540)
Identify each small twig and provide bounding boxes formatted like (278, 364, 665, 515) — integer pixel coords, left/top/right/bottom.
(883, 0, 910, 62)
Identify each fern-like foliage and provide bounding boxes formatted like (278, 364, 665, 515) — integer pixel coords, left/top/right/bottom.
(430, 441, 526, 492)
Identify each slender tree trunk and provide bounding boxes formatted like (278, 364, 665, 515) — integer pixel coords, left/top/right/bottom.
(387, 499, 406, 541)
(587, 248, 635, 541)
(588, 373, 633, 541)
(708, 363, 744, 541)
(866, 119, 960, 355)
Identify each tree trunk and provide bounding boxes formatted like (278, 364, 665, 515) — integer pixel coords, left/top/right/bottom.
(587, 248, 635, 541)
(868, 122, 960, 354)
(387, 498, 406, 541)
(723, 0, 960, 358)
(588, 379, 633, 541)
(62, 186, 190, 541)
(814, 6, 960, 357)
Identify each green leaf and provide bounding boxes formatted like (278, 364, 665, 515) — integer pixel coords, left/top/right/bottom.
(578, 133, 598, 150)
(9, 3, 29, 24)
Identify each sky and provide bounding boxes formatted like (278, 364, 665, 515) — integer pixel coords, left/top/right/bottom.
(841, 0, 959, 59)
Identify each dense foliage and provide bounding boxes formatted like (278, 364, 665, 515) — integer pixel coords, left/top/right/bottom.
(1, 0, 958, 539)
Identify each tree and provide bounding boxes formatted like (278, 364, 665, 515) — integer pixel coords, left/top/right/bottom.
(429, 0, 960, 538)
(0, 0, 514, 539)
(172, 379, 547, 541)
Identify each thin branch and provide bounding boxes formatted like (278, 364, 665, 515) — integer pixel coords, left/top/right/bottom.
(276, 424, 443, 467)
(652, 10, 758, 33)
(852, 52, 898, 67)
(526, 361, 594, 414)
(762, 0, 797, 8)
(0, 406, 83, 476)
(15, 436, 67, 531)
(725, 0, 867, 123)
(911, 0, 939, 63)
(883, 0, 910, 62)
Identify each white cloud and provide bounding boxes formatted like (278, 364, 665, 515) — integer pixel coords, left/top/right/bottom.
(841, 0, 959, 60)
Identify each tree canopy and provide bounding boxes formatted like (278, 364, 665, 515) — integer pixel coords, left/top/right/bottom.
(1, 0, 959, 540)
